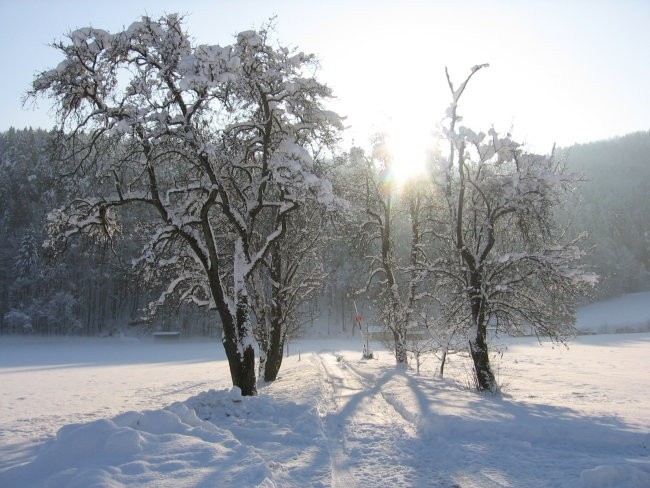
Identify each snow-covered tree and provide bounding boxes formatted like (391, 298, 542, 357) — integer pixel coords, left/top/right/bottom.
(432, 65, 597, 391)
(43, 290, 82, 333)
(29, 15, 342, 395)
(14, 228, 39, 278)
(3, 309, 33, 333)
(347, 139, 435, 365)
(251, 203, 329, 381)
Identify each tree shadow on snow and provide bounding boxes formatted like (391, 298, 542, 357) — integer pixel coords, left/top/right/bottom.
(395, 371, 650, 487)
(314, 355, 649, 487)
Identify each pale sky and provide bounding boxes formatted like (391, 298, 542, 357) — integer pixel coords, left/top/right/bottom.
(1, 0, 649, 156)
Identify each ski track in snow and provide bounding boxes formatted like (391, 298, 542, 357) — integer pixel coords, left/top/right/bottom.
(313, 352, 461, 487)
(313, 353, 359, 488)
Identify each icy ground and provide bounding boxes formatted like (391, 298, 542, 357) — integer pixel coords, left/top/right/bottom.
(1, 331, 649, 486)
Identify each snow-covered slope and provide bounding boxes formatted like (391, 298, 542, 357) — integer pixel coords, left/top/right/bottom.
(576, 291, 650, 333)
(1, 334, 649, 487)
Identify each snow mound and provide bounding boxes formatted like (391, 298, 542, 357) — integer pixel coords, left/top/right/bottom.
(1, 387, 322, 488)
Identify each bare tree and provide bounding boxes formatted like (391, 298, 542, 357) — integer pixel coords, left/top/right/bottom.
(432, 65, 597, 391)
(29, 15, 341, 395)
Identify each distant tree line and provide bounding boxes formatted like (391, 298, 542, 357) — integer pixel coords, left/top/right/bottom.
(560, 131, 650, 299)
(3, 128, 647, 339)
(0, 128, 650, 335)
(0, 127, 217, 336)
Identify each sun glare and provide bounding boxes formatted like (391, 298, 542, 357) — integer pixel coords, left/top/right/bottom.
(384, 127, 430, 188)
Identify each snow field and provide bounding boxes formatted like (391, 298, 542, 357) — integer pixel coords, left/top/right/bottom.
(575, 291, 650, 334)
(0, 334, 648, 487)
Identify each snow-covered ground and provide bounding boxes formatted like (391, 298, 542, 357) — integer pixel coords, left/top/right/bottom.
(1, 303, 649, 487)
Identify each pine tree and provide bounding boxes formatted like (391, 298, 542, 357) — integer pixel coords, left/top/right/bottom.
(14, 228, 39, 278)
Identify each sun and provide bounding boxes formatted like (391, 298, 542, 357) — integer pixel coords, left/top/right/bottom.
(383, 126, 430, 188)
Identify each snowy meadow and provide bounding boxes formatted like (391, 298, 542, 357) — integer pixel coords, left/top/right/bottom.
(1, 299, 649, 488)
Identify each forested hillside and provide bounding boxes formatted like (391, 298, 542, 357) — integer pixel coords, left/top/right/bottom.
(0, 128, 216, 336)
(1, 128, 648, 335)
(561, 131, 650, 299)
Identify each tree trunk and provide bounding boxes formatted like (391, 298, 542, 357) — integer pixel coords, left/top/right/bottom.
(263, 244, 285, 382)
(239, 343, 257, 396)
(263, 321, 284, 382)
(257, 320, 268, 380)
(221, 334, 257, 396)
(218, 287, 257, 396)
(393, 328, 408, 364)
(439, 346, 448, 378)
(235, 291, 257, 396)
(468, 320, 496, 392)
